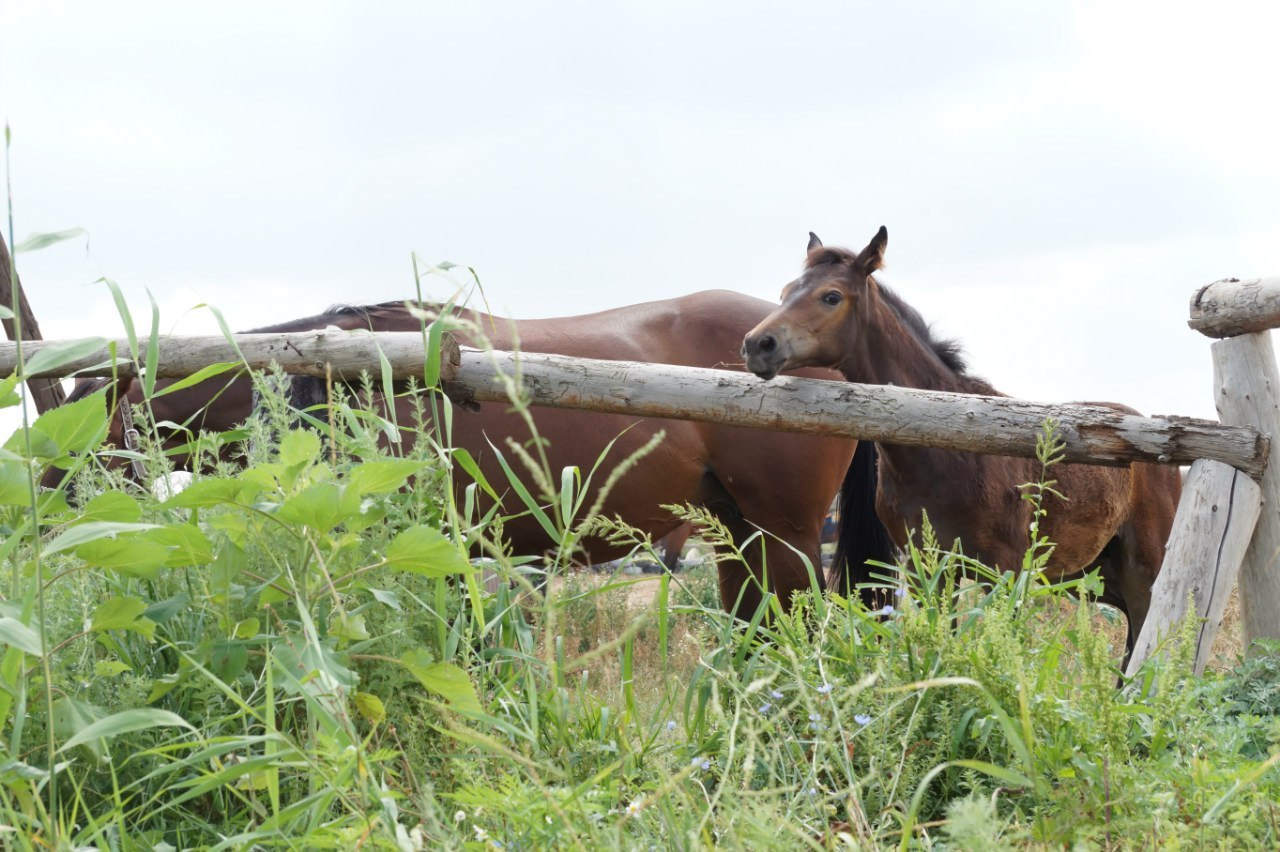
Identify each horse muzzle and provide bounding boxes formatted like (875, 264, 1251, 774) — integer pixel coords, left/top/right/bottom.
(741, 332, 790, 381)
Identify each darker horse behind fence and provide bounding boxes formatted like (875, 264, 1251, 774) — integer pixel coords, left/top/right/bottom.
(48, 292, 890, 618)
(741, 228, 1182, 659)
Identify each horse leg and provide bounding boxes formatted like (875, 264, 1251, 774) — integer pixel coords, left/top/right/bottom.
(659, 522, 693, 573)
(1095, 464, 1180, 669)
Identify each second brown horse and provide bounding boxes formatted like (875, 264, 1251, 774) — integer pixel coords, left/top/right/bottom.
(742, 228, 1181, 658)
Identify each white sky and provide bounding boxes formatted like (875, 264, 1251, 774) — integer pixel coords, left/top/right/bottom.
(3, 1, 1279, 438)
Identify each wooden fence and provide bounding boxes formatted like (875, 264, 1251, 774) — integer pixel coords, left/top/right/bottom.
(3, 277, 1280, 675)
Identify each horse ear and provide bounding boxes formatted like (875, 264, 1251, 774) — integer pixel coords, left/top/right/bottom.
(856, 226, 888, 272)
(807, 232, 823, 252)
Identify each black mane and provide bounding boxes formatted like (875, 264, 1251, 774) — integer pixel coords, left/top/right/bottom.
(875, 282, 969, 375)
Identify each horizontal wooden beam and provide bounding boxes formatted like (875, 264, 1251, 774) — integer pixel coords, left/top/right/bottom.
(1190, 276, 1280, 338)
(0, 331, 460, 382)
(2, 332, 1267, 477)
(446, 349, 1269, 478)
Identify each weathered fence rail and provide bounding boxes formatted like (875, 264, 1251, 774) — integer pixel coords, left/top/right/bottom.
(0, 333, 1267, 476)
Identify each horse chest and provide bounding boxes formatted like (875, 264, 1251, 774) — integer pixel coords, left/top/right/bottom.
(875, 450, 1031, 567)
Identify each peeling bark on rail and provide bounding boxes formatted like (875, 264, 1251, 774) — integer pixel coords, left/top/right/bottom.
(446, 349, 1269, 477)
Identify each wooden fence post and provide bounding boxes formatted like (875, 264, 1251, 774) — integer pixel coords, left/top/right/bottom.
(1124, 459, 1261, 677)
(1190, 277, 1280, 654)
(0, 231, 66, 413)
(1212, 331, 1280, 648)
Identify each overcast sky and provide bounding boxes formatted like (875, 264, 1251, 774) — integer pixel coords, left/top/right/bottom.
(3, 1, 1279, 439)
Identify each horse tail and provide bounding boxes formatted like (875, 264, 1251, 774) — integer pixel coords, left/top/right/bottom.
(284, 375, 329, 421)
(828, 441, 895, 608)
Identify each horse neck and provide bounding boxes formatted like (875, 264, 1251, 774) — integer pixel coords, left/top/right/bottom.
(838, 289, 976, 394)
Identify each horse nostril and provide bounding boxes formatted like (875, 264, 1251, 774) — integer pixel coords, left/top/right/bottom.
(758, 335, 776, 353)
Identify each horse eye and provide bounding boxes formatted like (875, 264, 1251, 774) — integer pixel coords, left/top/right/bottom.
(822, 291, 842, 306)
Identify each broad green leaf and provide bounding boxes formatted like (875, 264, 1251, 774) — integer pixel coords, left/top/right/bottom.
(147, 524, 214, 567)
(90, 596, 156, 639)
(45, 521, 160, 556)
(273, 639, 359, 696)
(143, 593, 189, 623)
(354, 692, 386, 725)
(332, 612, 370, 643)
(385, 526, 472, 577)
(26, 392, 108, 456)
(401, 649, 480, 714)
(346, 459, 423, 496)
(20, 337, 109, 380)
(59, 707, 195, 753)
(4, 427, 58, 459)
(53, 697, 108, 759)
(368, 588, 402, 611)
(162, 477, 248, 509)
(278, 429, 322, 467)
(233, 617, 260, 639)
(0, 305, 11, 320)
(0, 373, 19, 408)
(75, 536, 169, 578)
(93, 660, 131, 677)
(210, 640, 248, 681)
(75, 491, 141, 524)
(0, 460, 31, 506)
(14, 227, 85, 253)
(210, 543, 246, 592)
(0, 617, 45, 655)
(275, 482, 349, 534)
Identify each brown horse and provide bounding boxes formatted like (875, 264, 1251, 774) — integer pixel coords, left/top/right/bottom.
(53, 292, 883, 617)
(741, 228, 1181, 656)
(41, 304, 405, 489)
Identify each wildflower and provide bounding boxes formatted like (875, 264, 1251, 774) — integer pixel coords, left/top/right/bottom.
(665, 720, 676, 733)
(816, 682, 833, 696)
(692, 756, 713, 771)
(474, 825, 490, 842)
(759, 702, 772, 715)
(807, 787, 819, 796)
(625, 800, 643, 817)
(770, 689, 784, 700)
(808, 712, 823, 731)
(895, 587, 907, 598)
(454, 810, 466, 823)
(879, 604, 896, 616)
(854, 713, 872, 726)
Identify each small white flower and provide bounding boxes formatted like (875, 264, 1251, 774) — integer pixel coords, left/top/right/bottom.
(454, 810, 466, 823)
(816, 683, 833, 695)
(854, 713, 873, 726)
(625, 800, 643, 816)
(770, 689, 784, 700)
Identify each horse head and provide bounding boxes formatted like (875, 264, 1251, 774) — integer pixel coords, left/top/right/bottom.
(741, 226, 887, 380)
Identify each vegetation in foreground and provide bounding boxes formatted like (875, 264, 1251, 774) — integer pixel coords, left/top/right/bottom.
(0, 302, 1278, 850)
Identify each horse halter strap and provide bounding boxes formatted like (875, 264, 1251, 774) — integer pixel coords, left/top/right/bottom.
(115, 394, 147, 482)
